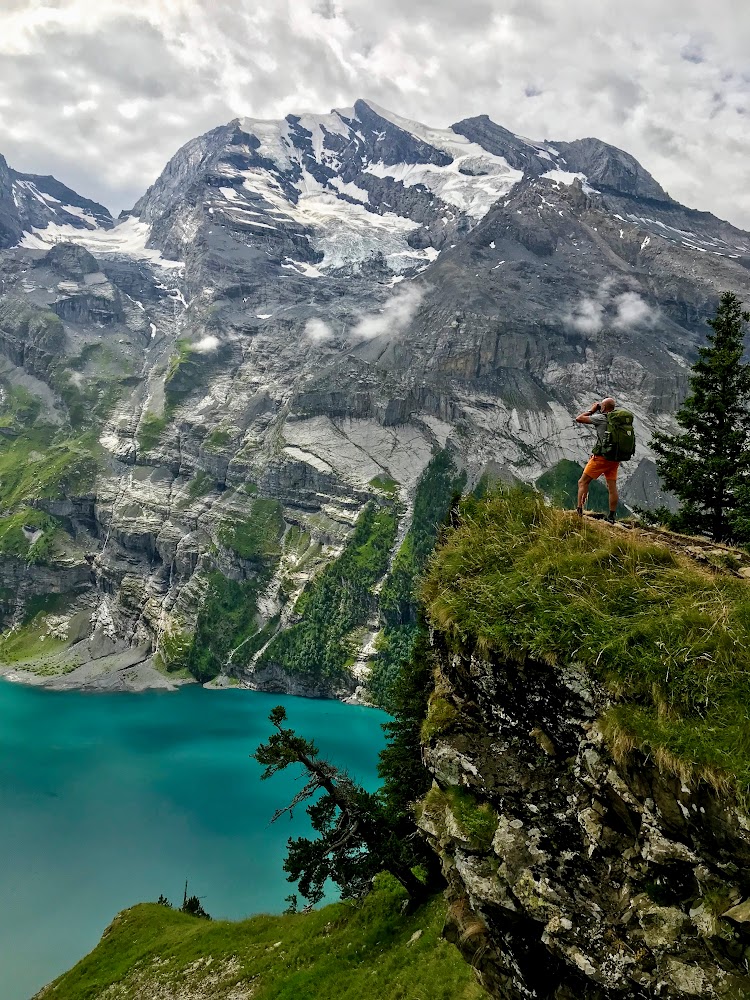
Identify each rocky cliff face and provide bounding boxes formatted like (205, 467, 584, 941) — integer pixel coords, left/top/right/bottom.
(417, 519, 750, 999)
(419, 645, 750, 998)
(2, 99, 750, 693)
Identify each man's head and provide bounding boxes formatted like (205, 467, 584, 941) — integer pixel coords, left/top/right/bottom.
(602, 397, 616, 412)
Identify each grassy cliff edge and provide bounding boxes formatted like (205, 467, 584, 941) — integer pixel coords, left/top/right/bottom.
(423, 489, 750, 799)
(35, 878, 486, 1000)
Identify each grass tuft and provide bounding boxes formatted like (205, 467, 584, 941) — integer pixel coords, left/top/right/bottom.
(186, 470, 215, 502)
(445, 787, 498, 849)
(421, 693, 460, 743)
(219, 499, 284, 563)
(369, 474, 399, 496)
(136, 412, 169, 452)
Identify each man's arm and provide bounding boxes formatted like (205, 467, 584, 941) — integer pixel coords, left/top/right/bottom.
(575, 402, 601, 425)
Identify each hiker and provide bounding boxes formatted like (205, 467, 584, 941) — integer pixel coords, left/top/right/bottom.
(575, 397, 635, 522)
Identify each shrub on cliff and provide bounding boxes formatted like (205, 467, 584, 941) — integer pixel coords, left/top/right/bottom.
(423, 488, 750, 799)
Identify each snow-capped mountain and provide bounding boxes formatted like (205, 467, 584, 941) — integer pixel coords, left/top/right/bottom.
(0, 154, 112, 250)
(2, 99, 750, 696)
(20, 98, 750, 272)
(128, 99, 531, 272)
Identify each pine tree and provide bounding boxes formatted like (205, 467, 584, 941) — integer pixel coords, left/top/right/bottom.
(254, 706, 429, 906)
(651, 292, 750, 541)
(377, 630, 444, 887)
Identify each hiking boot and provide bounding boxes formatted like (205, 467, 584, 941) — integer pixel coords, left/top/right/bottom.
(607, 512, 616, 524)
(576, 506, 583, 518)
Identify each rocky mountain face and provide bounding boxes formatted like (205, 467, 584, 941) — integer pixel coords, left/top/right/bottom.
(1, 99, 750, 694)
(420, 628, 750, 999)
(418, 518, 750, 999)
(0, 155, 112, 250)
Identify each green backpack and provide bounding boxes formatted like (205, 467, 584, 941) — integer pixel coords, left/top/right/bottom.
(595, 409, 636, 462)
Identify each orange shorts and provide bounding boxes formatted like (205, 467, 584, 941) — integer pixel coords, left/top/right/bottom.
(583, 455, 619, 482)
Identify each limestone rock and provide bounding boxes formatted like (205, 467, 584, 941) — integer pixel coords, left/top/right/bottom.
(418, 645, 750, 998)
(723, 899, 750, 923)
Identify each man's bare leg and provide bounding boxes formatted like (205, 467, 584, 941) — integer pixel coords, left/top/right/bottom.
(577, 474, 593, 514)
(606, 478, 619, 521)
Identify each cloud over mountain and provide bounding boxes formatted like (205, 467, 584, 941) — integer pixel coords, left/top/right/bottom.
(350, 285, 425, 342)
(565, 282, 660, 335)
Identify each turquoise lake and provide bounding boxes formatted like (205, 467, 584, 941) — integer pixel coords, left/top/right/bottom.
(0, 681, 388, 1000)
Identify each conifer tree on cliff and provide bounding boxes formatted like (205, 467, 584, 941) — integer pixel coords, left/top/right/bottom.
(651, 292, 750, 542)
(254, 706, 430, 906)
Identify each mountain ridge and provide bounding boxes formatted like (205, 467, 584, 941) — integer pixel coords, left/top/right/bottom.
(0, 153, 113, 250)
(0, 99, 749, 698)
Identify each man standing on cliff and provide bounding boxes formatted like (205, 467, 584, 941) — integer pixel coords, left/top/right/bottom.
(575, 397, 619, 522)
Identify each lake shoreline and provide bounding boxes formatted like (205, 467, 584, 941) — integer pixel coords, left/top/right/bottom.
(0, 658, 378, 707)
(0, 649, 190, 692)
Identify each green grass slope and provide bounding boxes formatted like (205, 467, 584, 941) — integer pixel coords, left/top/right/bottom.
(258, 501, 399, 682)
(423, 488, 750, 799)
(36, 878, 487, 1000)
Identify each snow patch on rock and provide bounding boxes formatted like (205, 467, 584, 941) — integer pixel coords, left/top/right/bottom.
(19, 215, 184, 269)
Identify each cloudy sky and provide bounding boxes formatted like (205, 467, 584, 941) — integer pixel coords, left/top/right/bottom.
(1, 1, 749, 226)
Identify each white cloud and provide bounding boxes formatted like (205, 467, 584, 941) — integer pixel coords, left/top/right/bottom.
(612, 291, 659, 330)
(191, 334, 220, 353)
(565, 283, 659, 334)
(304, 317, 334, 343)
(566, 295, 606, 334)
(350, 283, 425, 341)
(117, 99, 146, 120)
(0, 2, 748, 228)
